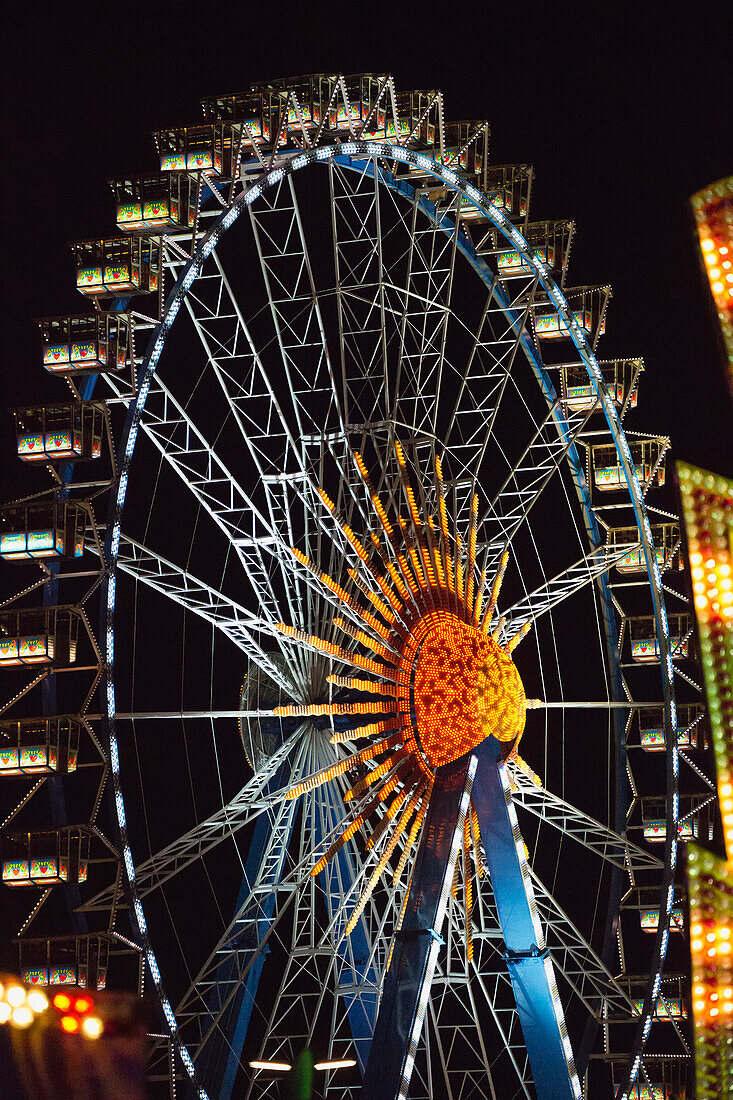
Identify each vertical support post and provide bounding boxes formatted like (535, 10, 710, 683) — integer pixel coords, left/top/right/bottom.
(362, 752, 476, 1100)
(471, 736, 582, 1100)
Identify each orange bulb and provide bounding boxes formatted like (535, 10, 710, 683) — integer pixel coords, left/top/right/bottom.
(74, 997, 92, 1015)
(60, 1015, 79, 1033)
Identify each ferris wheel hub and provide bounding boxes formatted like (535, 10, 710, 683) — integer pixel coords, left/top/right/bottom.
(403, 610, 526, 770)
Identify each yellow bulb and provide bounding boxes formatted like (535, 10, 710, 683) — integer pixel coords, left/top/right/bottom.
(702, 238, 715, 252)
(27, 990, 48, 1014)
(0, 1003, 11, 1024)
(713, 281, 724, 293)
(11, 1006, 34, 1029)
(692, 939, 704, 950)
(6, 986, 26, 1008)
(695, 999, 706, 1011)
(81, 1015, 103, 1039)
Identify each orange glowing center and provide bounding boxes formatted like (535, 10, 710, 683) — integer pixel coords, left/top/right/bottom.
(399, 612, 526, 770)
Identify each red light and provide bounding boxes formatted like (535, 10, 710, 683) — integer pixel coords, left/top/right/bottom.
(60, 1015, 79, 1033)
(53, 993, 72, 1011)
(74, 996, 93, 1014)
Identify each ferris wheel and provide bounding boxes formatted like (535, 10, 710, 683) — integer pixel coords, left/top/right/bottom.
(1, 74, 714, 1100)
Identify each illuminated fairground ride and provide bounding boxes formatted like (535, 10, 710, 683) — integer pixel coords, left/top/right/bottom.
(0, 75, 720, 1099)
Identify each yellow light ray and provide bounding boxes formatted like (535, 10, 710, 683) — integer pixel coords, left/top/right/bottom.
(310, 767, 409, 876)
(346, 787, 425, 935)
(333, 618, 398, 663)
(318, 487, 405, 615)
(473, 570, 487, 627)
(405, 541, 429, 591)
(467, 494, 479, 611)
(470, 806, 484, 878)
(435, 456, 455, 596)
(343, 748, 408, 801)
(483, 550, 509, 628)
(273, 701, 396, 718)
(275, 623, 397, 682)
(347, 569, 396, 623)
(463, 815, 474, 962)
(505, 620, 532, 653)
(286, 733, 401, 800)
(391, 790, 431, 885)
(330, 720, 397, 745)
(365, 772, 421, 851)
(395, 441, 424, 536)
(489, 616, 506, 642)
(327, 675, 396, 696)
(524, 698, 543, 709)
(386, 866, 414, 973)
(384, 557, 414, 604)
(291, 547, 391, 640)
(455, 530, 465, 603)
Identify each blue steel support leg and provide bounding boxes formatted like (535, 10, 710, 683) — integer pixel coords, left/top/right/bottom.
(362, 753, 477, 1100)
(319, 828, 381, 1076)
(472, 736, 582, 1100)
(199, 763, 294, 1100)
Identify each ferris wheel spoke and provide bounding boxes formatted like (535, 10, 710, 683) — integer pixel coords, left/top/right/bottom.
(427, 957, 500, 1100)
(248, 176, 344, 444)
(115, 534, 293, 688)
(177, 738, 392, 1064)
(508, 763, 662, 874)
(501, 541, 638, 635)
(102, 370, 345, 674)
(329, 158, 391, 426)
(175, 750, 308, 1066)
(529, 870, 637, 1021)
(478, 397, 596, 567)
(441, 285, 534, 476)
(80, 727, 307, 913)
(388, 190, 461, 437)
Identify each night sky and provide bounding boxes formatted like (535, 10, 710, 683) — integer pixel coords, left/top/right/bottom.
(1, 5, 731, 474)
(0, 4, 731, 1095)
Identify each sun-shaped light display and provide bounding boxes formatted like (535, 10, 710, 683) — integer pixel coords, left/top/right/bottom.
(273, 444, 540, 949)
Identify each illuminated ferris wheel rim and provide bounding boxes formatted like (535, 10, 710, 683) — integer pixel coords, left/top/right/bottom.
(100, 135, 680, 1099)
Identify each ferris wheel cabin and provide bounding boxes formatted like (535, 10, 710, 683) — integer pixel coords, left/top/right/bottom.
(0, 716, 81, 777)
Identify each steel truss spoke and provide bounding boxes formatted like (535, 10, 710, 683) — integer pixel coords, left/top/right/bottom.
(115, 535, 290, 689)
(502, 543, 637, 635)
(81, 728, 306, 912)
(479, 397, 597, 568)
(508, 762, 662, 874)
(529, 872, 637, 1020)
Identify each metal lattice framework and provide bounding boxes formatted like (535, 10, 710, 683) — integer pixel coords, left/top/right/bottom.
(2, 74, 713, 1100)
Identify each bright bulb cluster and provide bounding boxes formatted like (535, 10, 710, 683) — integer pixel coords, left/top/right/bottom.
(276, 445, 539, 955)
(691, 177, 733, 399)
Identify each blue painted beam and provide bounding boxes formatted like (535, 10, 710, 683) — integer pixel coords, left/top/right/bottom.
(362, 753, 476, 1100)
(198, 762, 293, 1100)
(320, 838, 380, 1076)
(472, 737, 582, 1100)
